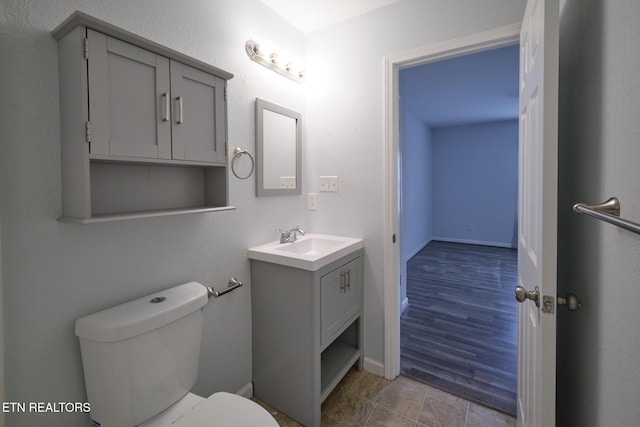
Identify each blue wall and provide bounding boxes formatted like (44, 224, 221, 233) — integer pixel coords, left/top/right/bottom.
(401, 111, 433, 259)
(400, 110, 433, 305)
(432, 120, 518, 247)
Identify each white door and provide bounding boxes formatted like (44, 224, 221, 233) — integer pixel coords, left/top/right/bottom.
(516, 0, 559, 426)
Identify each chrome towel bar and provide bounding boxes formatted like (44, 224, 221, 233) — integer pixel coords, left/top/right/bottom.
(207, 277, 243, 298)
(573, 197, 640, 235)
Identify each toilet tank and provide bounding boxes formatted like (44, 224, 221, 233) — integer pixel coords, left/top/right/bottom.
(75, 282, 209, 427)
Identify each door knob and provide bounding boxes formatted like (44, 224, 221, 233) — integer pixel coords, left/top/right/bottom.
(558, 293, 581, 311)
(515, 285, 540, 307)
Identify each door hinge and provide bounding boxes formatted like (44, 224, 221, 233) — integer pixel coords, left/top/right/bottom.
(225, 141, 228, 156)
(392, 234, 396, 243)
(224, 86, 227, 101)
(83, 38, 89, 60)
(85, 121, 91, 143)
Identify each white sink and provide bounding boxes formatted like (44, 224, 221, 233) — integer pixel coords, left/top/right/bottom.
(248, 234, 363, 271)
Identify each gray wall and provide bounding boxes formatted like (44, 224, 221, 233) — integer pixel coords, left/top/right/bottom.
(0, 223, 4, 427)
(558, 0, 640, 425)
(0, 1, 306, 426)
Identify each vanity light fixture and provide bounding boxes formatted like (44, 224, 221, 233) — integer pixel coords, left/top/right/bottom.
(245, 39, 305, 83)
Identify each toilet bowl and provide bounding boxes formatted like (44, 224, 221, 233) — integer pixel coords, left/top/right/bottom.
(75, 281, 277, 427)
(140, 391, 277, 427)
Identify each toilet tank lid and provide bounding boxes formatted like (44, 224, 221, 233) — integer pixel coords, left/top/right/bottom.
(75, 282, 208, 343)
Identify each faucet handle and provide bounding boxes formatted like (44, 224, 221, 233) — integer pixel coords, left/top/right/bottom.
(277, 227, 305, 243)
(277, 229, 291, 243)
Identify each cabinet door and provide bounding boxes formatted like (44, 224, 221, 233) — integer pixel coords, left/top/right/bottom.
(320, 258, 362, 347)
(87, 30, 171, 159)
(341, 259, 362, 324)
(321, 266, 344, 347)
(170, 61, 226, 164)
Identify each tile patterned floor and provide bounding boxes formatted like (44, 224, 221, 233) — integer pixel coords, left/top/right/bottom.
(254, 368, 516, 427)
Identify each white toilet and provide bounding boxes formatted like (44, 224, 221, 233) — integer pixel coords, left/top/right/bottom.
(75, 281, 278, 427)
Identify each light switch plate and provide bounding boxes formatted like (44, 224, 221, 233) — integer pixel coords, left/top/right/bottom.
(308, 193, 317, 210)
(319, 176, 339, 192)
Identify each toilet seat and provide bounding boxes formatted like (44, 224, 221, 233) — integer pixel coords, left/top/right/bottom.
(173, 392, 278, 427)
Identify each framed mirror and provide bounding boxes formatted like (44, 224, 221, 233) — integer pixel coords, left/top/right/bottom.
(255, 98, 302, 196)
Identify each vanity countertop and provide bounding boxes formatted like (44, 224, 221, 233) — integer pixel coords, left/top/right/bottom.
(248, 233, 363, 271)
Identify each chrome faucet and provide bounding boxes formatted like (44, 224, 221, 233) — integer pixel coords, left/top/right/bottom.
(278, 226, 305, 243)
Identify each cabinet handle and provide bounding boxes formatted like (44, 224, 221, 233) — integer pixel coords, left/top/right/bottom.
(340, 272, 346, 292)
(176, 96, 184, 124)
(346, 270, 351, 291)
(162, 93, 170, 122)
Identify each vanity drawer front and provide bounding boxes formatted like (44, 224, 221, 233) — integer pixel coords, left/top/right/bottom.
(320, 258, 362, 347)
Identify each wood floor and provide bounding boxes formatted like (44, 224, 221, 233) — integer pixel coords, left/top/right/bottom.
(401, 240, 518, 416)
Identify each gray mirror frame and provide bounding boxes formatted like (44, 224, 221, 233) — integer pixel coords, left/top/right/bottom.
(255, 98, 302, 197)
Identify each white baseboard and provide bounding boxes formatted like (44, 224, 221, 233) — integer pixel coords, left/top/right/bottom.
(363, 357, 385, 377)
(401, 297, 409, 313)
(431, 236, 514, 249)
(405, 238, 432, 262)
(237, 382, 253, 399)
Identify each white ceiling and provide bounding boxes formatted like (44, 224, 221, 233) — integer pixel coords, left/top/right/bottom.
(400, 45, 520, 127)
(259, 0, 401, 33)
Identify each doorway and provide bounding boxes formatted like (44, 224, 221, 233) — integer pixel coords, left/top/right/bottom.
(397, 44, 520, 415)
(382, 21, 522, 387)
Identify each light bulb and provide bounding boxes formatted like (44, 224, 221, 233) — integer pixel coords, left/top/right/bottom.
(255, 41, 274, 58)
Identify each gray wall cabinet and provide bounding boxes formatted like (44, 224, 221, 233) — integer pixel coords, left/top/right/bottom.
(53, 12, 233, 224)
(251, 249, 364, 427)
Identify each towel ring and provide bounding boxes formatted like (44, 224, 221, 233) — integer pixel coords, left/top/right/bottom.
(231, 147, 255, 180)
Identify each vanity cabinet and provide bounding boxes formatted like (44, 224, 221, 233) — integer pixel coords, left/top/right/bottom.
(53, 12, 233, 223)
(251, 249, 364, 427)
